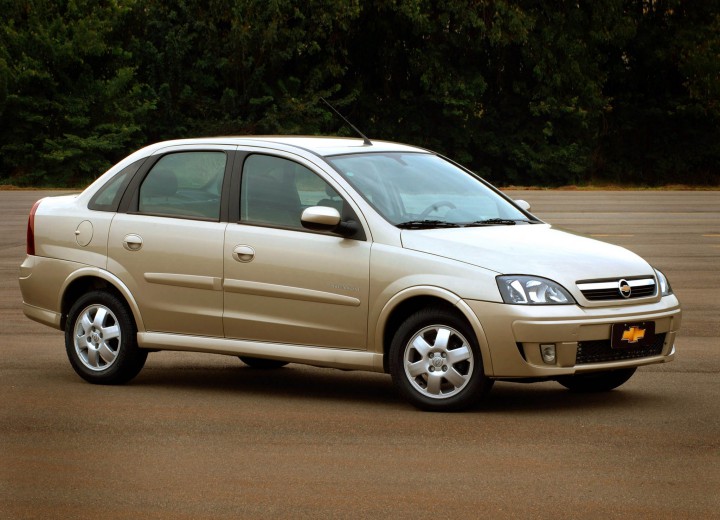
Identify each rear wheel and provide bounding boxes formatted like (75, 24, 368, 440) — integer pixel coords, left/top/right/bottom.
(389, 307, 493, 412)
(239, 356, 288, 369)
(65, 290, 147, 384)
(556, 367, 637, 392)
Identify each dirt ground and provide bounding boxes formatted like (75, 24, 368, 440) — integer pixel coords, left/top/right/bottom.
(1, 190, 719, 519)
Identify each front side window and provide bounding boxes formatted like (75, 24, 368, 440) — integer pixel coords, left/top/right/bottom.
(138, 151, 226, 219)
(327, 152, 532, 227)
(241, 154, 344, 229)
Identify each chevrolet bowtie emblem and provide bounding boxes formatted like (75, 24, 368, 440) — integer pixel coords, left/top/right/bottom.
(621, 326, 646, 343)
(619, 278, 632, 298)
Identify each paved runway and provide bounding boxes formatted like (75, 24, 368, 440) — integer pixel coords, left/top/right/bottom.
(1, 189, 718, 519)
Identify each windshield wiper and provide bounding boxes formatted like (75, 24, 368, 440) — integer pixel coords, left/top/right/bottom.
(398, 218, 537, 229)
(466, 218, 524, 226)
(396, 220, 462, 229)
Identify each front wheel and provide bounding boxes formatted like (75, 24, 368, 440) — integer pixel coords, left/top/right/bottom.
(556, 367, 637, 392)
(389, 308, 493, 412)
(65, 290, 147, 385)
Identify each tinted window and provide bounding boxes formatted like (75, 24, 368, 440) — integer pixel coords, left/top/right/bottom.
(88, 158, 144, 212)
(138, 152, 226, 220)
(241, 155, 344, 229)
(327, 153, 529, 225)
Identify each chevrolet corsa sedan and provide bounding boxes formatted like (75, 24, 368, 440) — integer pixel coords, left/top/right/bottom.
(19, 137, 682, 411)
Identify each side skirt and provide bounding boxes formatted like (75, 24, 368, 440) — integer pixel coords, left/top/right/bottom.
(137, 332, 385, 373)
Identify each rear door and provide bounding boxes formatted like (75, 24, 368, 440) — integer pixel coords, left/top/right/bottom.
(108, 146, 233, 336)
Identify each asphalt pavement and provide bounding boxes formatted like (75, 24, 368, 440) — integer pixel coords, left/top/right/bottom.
(1, 189, 718, 519)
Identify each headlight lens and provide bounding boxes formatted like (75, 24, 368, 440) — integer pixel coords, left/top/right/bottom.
(655, 268, 673, 296)
(496, 275, 575, 305)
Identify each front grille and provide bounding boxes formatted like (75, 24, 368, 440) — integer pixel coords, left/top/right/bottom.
(576, 333, 666, 364)
(578, 277, 656, 301)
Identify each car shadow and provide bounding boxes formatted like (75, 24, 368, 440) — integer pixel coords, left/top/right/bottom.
(132, 362, 401, 407)
(481, 381, 659, 414)
(118, 360, 662, 413)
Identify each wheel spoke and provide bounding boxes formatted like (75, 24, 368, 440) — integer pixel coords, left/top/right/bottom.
(80, 313, 93, 334)
(433, 328, 451, 350)
(410, 335, 431, 357)
(426, 373, 443, 395)
(86, 347, 100, 368)
(444, 367, 468, 389)
(93, 307, 108, 328)
(407, 360, 427, 378)
(447, 345, 471, 364)
(102, 324, 120, 341)
(98, 343, 117, 365)
(75, 334, 90, 349)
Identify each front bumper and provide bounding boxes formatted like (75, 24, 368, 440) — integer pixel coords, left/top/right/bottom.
(465, 296, 681, 378)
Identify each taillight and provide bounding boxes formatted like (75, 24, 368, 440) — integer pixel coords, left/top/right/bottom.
(26, 199, 42, 256)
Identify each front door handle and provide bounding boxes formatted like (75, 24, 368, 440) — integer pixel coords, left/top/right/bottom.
(123, 234, 143, 251)
(233, 245, 255, 263)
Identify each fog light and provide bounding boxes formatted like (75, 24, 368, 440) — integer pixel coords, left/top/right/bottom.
(540, 344, 556, 364)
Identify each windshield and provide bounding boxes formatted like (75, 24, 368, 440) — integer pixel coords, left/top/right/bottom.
(326, 152, 533, 227)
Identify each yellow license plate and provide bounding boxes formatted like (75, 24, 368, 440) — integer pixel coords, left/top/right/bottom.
(611, 322, 656, 349)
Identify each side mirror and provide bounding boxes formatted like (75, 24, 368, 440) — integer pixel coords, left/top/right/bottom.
(515, 199, 531, 212)
(302, 206, 360, 237)
(301, 206, 341, 230)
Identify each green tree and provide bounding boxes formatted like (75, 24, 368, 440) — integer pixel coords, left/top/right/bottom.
(1, 0, 718, 187)
(343, 1, 626, 186)
(601, 0, 720, 185)
(126, 0, 361, 140)
(0, 0, 154, 186)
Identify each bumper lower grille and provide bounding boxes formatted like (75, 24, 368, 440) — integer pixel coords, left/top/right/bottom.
(576, 334, 666, 364)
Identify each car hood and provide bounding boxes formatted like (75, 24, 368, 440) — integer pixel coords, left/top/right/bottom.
(401, 224, 653, 284)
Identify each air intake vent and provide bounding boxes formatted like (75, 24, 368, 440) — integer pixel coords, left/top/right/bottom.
(576, 334, 666, 364)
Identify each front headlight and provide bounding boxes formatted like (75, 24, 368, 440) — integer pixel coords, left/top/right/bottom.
(654, 268, 673, 297)
(496, 275, 576, 305)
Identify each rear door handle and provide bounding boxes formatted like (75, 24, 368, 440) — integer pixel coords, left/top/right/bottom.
(123, 234, 143, 251)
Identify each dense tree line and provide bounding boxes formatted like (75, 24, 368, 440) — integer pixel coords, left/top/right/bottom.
(1, 0, 718, 187)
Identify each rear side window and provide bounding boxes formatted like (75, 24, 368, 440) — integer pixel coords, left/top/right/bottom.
(88, 158, 144, 212)
(138, 151, 227, 220)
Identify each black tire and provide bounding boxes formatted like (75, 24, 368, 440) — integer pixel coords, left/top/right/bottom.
(239, 356, 289, 369)
(556, 367, 637, 392)
(389, 307, 493, 412)
(65, 290, 147, 385)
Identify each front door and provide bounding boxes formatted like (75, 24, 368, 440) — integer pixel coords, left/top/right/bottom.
(222, 153, 370, 349)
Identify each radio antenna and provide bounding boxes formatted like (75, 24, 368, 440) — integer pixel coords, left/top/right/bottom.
(320, 98, 372, 146)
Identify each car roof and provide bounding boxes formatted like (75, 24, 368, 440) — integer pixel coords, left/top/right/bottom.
(143, 136, 428, 157)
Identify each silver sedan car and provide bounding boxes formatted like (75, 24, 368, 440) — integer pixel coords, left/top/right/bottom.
(19, 137, 681, 411)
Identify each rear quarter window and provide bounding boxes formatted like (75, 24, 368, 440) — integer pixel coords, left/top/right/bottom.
(88, 159, 145, 212)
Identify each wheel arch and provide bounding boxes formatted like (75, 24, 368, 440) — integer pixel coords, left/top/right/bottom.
(376, 287, 494, 375)
(59, 268, 145, 332)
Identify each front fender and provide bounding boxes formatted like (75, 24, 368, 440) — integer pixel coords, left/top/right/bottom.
(373, 285, 494, 376)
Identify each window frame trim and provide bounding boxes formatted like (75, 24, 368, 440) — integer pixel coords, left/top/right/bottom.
(231, 149, 368, 241)
(118, 147, 236, 223)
